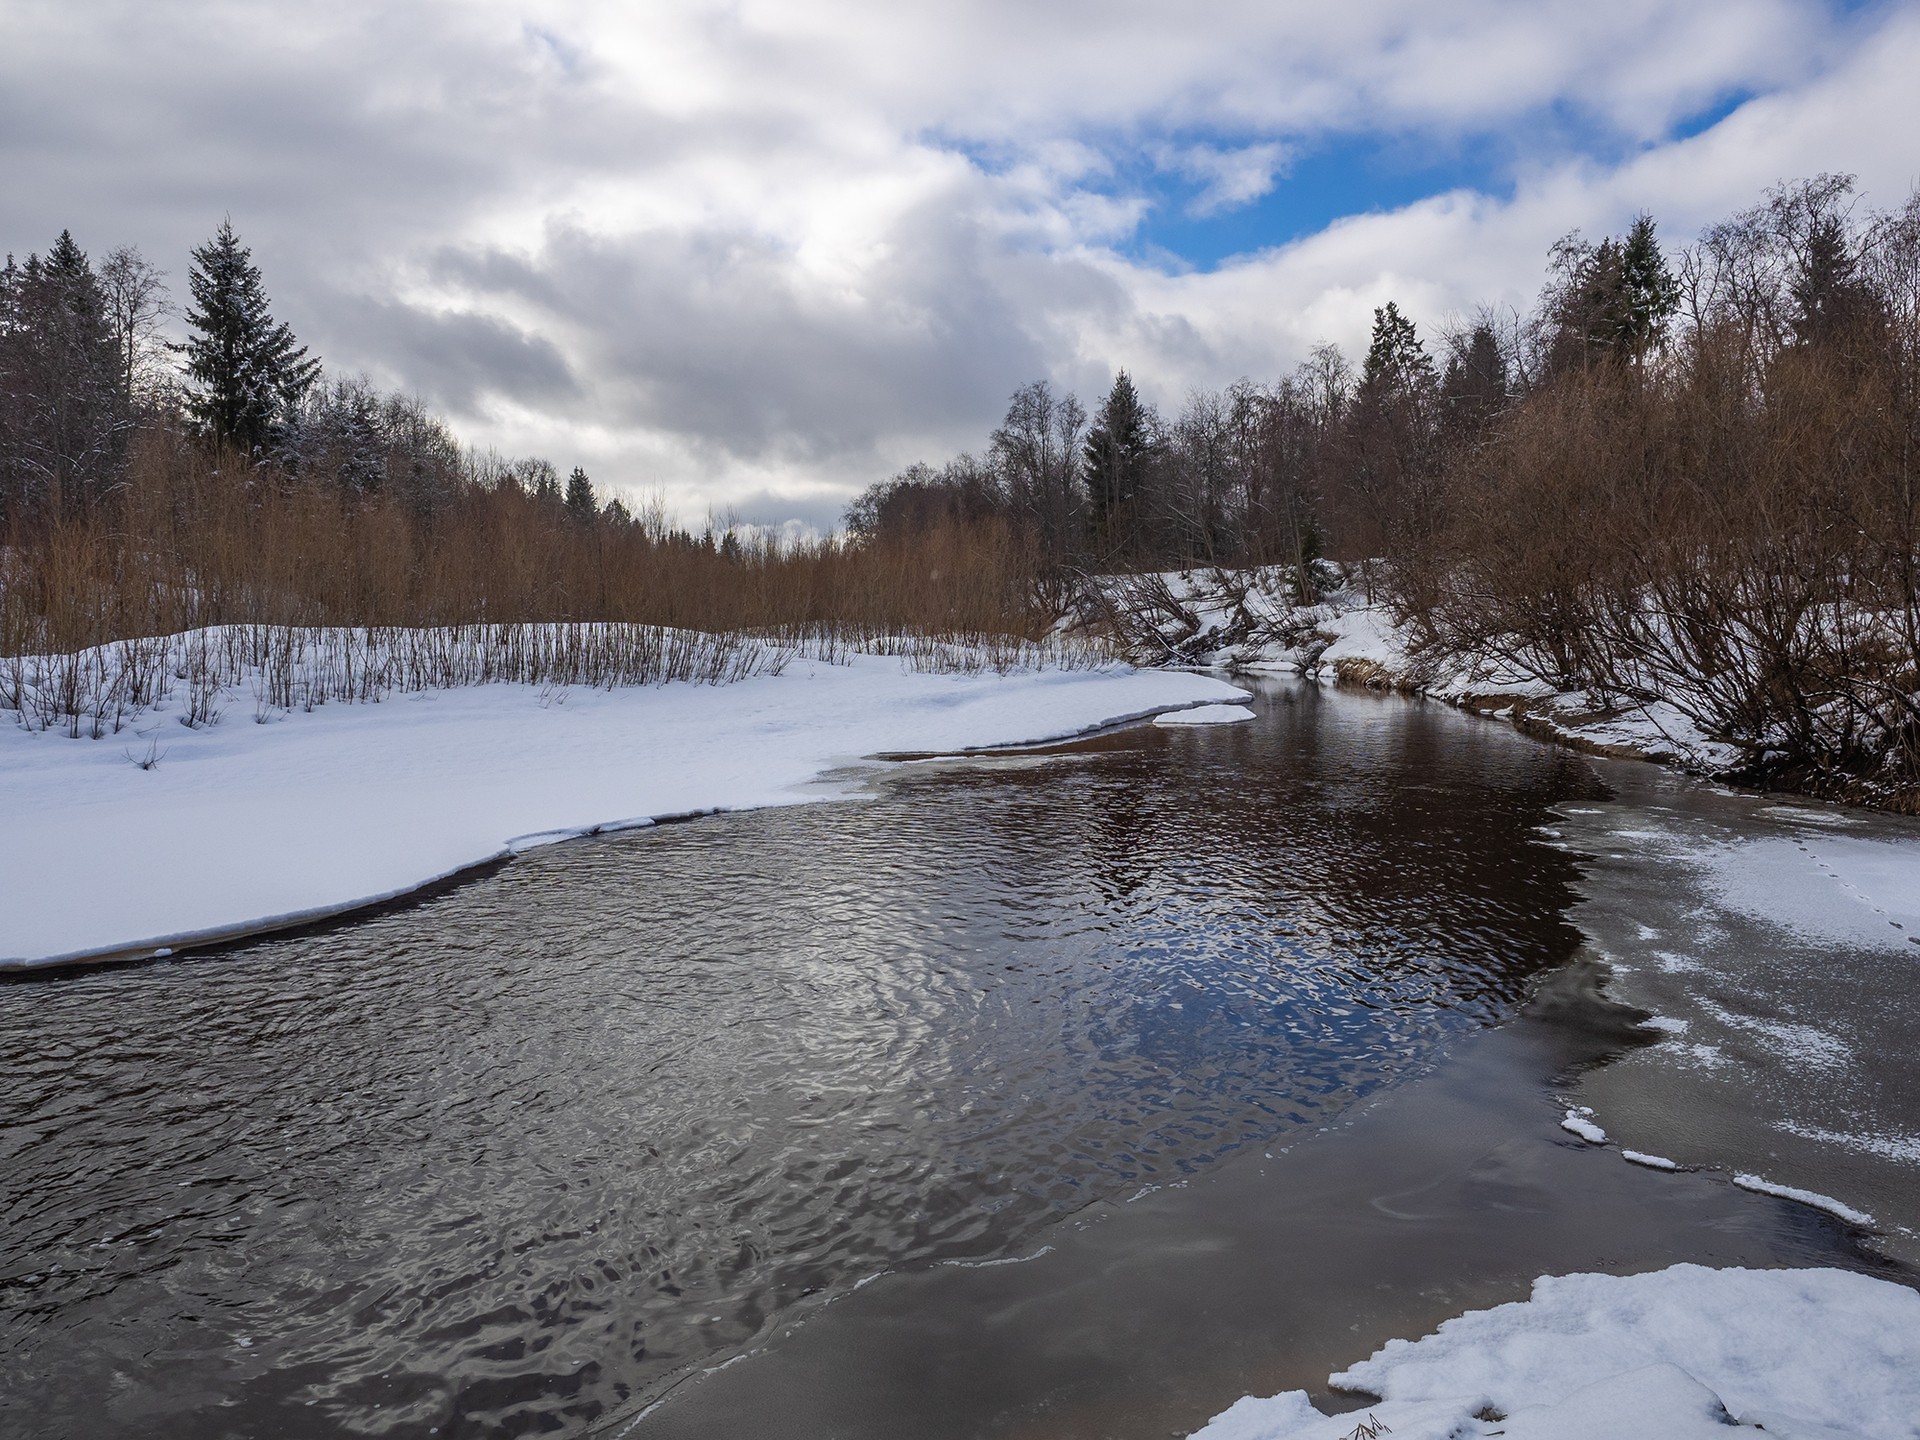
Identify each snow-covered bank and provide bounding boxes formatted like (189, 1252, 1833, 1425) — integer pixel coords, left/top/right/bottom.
(0, 647, 1243, 967)
(1193, 1265, 1920, 1440)
(1097, 567, 1743, 773)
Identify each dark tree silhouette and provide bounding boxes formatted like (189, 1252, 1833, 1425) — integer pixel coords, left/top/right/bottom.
(180, 221, 319, 452)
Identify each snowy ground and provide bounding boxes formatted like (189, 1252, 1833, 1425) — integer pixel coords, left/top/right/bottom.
(0, 645, 1243, 967)
(1193, 1264, 1920, 1440)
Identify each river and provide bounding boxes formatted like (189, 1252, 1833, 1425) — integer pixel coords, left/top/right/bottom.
(0, 678, 1902, 1438)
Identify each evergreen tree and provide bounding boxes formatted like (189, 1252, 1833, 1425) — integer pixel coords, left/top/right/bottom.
(1344, 303, 1439, 597)
(1572, 237, 1627, 360)
(1790, 211, 1873, 346)
(43, 230, 95, 294)
(1083, 370, 1151, 540)
(0, 231, 126, 518)
(564, 465, 597, 524)
(1618, 214, 1679, 355)
(1359, 302, 1437, 404)
(1551, 216, 1678, 367)
(181, 221, 320, 452)
(1440, 321, 1508, 447)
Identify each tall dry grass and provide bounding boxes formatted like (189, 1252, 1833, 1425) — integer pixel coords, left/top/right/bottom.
(1, 426, 1059, 655)
(1, 623, 797, 738)
(0, 425, 1111, 736)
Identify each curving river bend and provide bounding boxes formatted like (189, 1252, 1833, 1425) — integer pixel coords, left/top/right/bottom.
(0, 680, 1721, 1437)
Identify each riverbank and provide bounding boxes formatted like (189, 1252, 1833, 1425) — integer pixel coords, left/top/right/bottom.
(1178, 706, 1920, 1438)
(1092, 566, 1748, 774)
(0, 638, 1243, 968)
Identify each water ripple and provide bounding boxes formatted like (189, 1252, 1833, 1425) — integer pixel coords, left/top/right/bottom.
(0, 681, 1599, 1438)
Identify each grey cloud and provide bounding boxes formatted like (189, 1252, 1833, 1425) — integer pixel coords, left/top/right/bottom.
(316, 298, 580, 418)
(715, 488, 862, 537)
(431, 190, 1128, 469)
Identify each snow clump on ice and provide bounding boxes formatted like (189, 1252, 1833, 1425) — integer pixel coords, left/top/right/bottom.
(1154, 704, 1257, 727)
(1731, 1174, 1874, 1228)
(1621, 1150, 1679, 1171)
(1558, 1107, 1608, 1144)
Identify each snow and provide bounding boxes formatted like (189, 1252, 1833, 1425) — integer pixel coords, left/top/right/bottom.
(1190, 1265, 1920, 1440)
(1560, 1107, 1608, 1144)
(1621, 1151, 1678, 1170)
(1689, 996, 1855, 1072)
(1700, 834, 1920, 954)
(1731, 1174, 1875, 1228)
(1778, 1122, 1920, 1165)
(1153, 703, 1256, 727)
(1308, 601, 1414, 682)
(1552, 787, 1920, 1263)
(0, 646, 1245, 967)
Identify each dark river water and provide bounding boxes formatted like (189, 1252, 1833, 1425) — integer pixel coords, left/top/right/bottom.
(3, 681, 1614, 1438)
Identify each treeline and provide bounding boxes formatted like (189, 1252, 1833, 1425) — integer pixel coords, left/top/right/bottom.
(0, 219, 607, 529)
(1432, 177, 1920, 803)
(847, 211, 1753, 592)
(10, 182, 1920, 797)
(854, 176, 1920, 802)
(1, 224, 1053, 658)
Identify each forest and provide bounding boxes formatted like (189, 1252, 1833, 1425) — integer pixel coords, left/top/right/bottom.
(5, 176, 1920, 802)
(850, 175, 1920, 805)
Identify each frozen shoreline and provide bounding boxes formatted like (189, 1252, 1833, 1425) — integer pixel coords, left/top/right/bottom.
(1132, 574, 1920, 1438)
(0, 648, 1243, 968)
(1101, 566, 1745, 773)
(1193, 1264, 1920, 1440)
(1546, 768, 1920, 1266)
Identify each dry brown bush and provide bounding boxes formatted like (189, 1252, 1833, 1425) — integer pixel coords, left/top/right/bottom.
(1430, 309, 1920, 802)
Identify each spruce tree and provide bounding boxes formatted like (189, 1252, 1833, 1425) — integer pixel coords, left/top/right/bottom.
(1618, 214, 1679, 356)
(0, 231, 126, 517)
(1348, 302, 1439, 599)
(1789, 212, 1870, 346)
(181, 221, 320, 452)
(1554, 217, 1677, 366)
(1083, 370, 1150, 540)
(564, 465, 597, 524)
(1359, 302, 1436, 401)
(1440, 322, 1507, 447)
(1572, 238, 1627, 361)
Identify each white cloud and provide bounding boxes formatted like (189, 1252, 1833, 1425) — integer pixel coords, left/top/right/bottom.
(1157, 143, 1291, 217)
(0, 0, 1912, 526)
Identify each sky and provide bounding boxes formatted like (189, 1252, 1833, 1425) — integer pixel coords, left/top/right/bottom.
(3, 0, 1917, 530)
